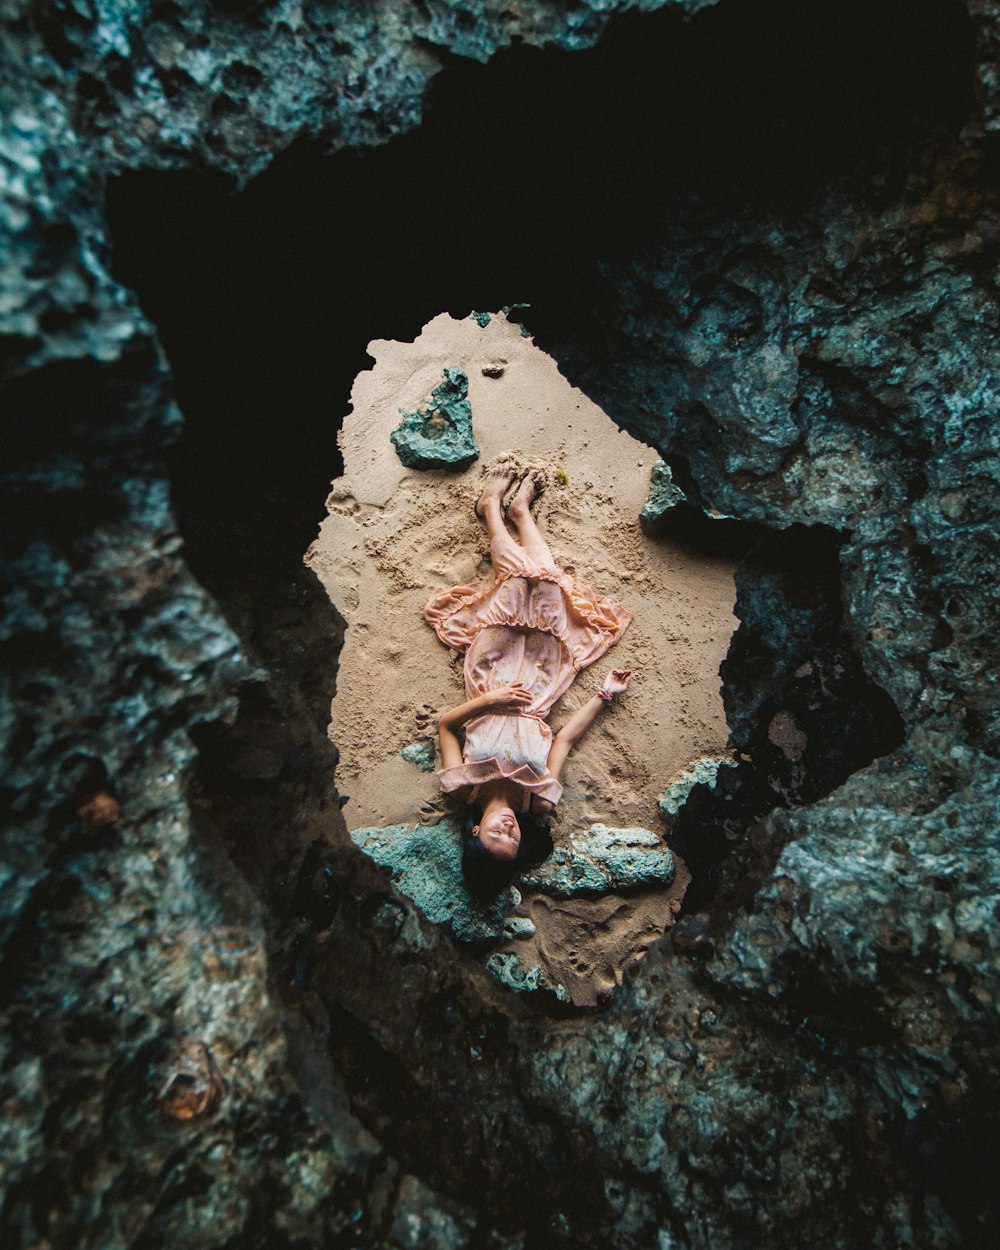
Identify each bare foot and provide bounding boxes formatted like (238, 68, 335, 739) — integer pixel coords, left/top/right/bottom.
(507, 468, 547, 519)
(476, 459, 519, 519)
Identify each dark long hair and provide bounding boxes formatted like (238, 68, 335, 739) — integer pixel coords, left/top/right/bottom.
(460, 807, 552, 894)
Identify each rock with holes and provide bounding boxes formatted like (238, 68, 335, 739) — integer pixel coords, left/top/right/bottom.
(519, 825, 675, 896)
(484, 951, 568, 1001)
(390, 368, 479, 470)
(400, 740, 436, 772)
(349, 818, 516, 944)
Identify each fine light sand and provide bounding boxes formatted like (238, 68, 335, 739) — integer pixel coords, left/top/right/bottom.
(305, 312, 736, 1000)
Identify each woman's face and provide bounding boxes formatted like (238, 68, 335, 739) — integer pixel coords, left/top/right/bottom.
(474, 808, 522, 861)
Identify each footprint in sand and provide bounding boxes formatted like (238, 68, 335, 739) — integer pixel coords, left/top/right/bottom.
(565, 948, 592, 977)
(528, 896, 618, 996)
(328, 496, 362, 518)
(524, 890, 682, 1005)
(418, 795, 445, 823)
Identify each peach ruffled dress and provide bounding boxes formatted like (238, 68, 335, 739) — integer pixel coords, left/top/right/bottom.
(424, 529, 632, 812)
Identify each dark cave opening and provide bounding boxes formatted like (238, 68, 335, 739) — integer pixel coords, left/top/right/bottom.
(106, 0, 975, 548)
(105, 0, 965, 931)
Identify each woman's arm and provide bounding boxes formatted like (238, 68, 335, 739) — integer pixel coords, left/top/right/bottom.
(547, 669, 633, 782)
(437, 683, 534, 769)
(437, 720, 465, 770)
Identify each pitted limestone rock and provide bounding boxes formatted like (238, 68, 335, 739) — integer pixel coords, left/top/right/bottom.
(390, 368, 479, 470)
(349, 818, 516, 944)
(502, 915, 537, 940)
(660, 756, 737, 819)
(484, 951, 568, 1001)
(400, 741, 436, 772)
(519, 825, 675, 896)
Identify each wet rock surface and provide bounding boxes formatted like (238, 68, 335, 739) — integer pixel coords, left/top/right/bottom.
(3, 1, 1000, 1248)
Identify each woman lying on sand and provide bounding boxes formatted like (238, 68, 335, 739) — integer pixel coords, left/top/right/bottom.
(425, 457, 634, 883)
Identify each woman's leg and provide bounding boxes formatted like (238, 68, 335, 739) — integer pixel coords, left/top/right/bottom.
(476, 462, 526, 574)
(507, 470, 558, 570)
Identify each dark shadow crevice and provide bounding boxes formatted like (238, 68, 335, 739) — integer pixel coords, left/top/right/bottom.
(668, 523, 906, 916)
(102, 0, 967, 945)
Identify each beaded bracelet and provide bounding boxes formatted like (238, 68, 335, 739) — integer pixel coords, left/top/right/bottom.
(595, 687, 615, 703)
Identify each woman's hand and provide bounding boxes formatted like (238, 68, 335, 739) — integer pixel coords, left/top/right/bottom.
(481, 682, 534, 712)
(548, 670, 635, 781)
(602, 668, 634, 697)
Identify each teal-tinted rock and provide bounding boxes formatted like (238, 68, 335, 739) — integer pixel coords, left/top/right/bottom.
(502, 915, 536, 940)
(660, 755, 737, 819)
(520, 825, 674, 897)
(639, 458, 746, 552)
(485, 952, 544, 993)
(639, 459, 685, 530)
(389, 1174, 475, 1250)
(470, 310, 492, 327)
(485, 952, 567, 1001)
(401, 740, 436, 772)
(349, 818, 515, 944)
(391, 367, 480, 470)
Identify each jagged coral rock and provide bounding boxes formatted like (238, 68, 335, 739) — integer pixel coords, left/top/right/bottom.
(349, 818, 518, 944)
(390, 367, 480, 470)
(520, 825, 676, 896)
(639, 458, 685, 528)
(659, 756, 736, 819)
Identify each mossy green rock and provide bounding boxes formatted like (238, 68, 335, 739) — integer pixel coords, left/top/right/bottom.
(401, 741, 436, 772)
(349, 818, 516, 944)
(519, 825, 674, 896)
(391, 367, 480, 470)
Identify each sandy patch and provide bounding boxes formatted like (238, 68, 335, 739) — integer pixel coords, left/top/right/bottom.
(503, 857, 693, 1007)
(306, 310, 735, 833)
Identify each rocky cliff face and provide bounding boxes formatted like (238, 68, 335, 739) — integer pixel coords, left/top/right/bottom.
(3, 1, 1000, 1247)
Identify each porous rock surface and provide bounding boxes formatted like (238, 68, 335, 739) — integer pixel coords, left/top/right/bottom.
(520, 825, 676, 897)
(390, 367, 480, 470)
(350, 817, 518, 945)
(3, 3, 1000, 1249)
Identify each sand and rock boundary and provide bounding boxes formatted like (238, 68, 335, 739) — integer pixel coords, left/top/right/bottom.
(306, 311, 736, 1003)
